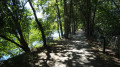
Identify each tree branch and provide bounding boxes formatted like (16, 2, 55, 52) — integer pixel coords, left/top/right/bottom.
(0, 35, 22, 48)
(23, 1, 28, 7)
(28, 0, 47, 47)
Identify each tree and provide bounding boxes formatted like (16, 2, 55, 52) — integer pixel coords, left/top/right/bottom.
(56, 0, 63, 37)
(28, 0, 47, 47)
(64, 0, 70, 39)
(0, 0, 31, 52)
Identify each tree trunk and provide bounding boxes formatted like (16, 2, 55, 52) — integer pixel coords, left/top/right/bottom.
(103, 36, 106, 53)
(11, 0, 30, 53)
(16, 20, 30, 52)
(70, 0, 75, 35)
(0, 35, 21, 48)
(28, 0, 47, 47)
(18, 29, 30, 53)
(72, 20, 75, 35)
(64, 0, 68, 39)
(68, 0, 73, 35)
(86, 0, 92, 36)
(56, 0, 63, 37)
(20, 41, 30, 53)
(57, 17, 61, 39)
(0, 35, 30, 53)
(92, 0, 98, 37)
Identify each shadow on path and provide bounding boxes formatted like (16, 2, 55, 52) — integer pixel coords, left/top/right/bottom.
(31, 30, 120, 67)
(1, 30, 120, 67)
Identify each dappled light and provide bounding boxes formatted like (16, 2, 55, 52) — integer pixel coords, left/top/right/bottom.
(15, 30, 118, 67)
(0, 0, 120, 67)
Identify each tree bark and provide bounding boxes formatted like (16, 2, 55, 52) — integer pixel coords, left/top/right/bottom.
(56, 0, 63, 37)
(64, 0, 68, 39)
(68, 0, 72, 35)
(92, 0, 98, 36)
(86, 0, 93, 36)
(70, 0, 75, 35)
(103, 36, 106, 53)
(72, 21, 75, 35)
(13, 0, 30, 52)
(28, 0, 47, 47)
(57, 17, 61, 39)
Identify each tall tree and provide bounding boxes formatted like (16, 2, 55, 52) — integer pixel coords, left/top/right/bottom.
(70, 0, 75, 35)
(86, 0, 92, 36)
(56, 0, 63, 37)
(28, 0, 47, 47)
(64, 0, 70, 39)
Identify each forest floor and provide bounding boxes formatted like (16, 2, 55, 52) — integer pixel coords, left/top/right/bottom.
(1, 30, 120, 67)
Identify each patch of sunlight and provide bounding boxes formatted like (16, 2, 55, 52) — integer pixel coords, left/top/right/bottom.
(72, 40, 81, 43)
(35, 62, 40, 66)
(89, 57, 95, 60)
(38, 52, 47, 59)
(50, 53, 68, 62)
(64, 48, 80, 53)
(76, 50, 95, 64)
(56, 53, 62, 56)
(79, 57, 90, 63)
(64, 48, 88, 54)
(79, 62, 84, 64)
(72, 63, 76, 66)
(35, 60, 44, 66)
(49, 42, 57, 45)
(90, 66, 94, 67)
(56, 45, 64, 47)
(54, 62, 66, 67)
(54, 37, 60, 40)
(84, 42, 88, 45)
(84, 53, 92, 56)
(79, 48, 86, 52)
(78, 29, 81, 30)
(35, 44, 43, 48)
(81, 54, 86, 57)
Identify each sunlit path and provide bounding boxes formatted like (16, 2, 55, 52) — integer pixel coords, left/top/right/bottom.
(32, 30, 115, 67)
(1, 30, 120, 67)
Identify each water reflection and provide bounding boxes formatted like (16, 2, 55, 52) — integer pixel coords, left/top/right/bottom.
(0, 55, 10, 62)
(51, 31, 60, 39)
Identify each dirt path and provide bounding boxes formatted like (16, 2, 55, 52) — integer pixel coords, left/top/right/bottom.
(1, 30, 119, 67)
(31, 30, 119, 67)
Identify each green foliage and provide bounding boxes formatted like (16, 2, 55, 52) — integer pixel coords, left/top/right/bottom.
(29, 18, 57, 44)
(0, 38, 19, 57)
(95, 0, 120, 36)
(34, 44, 43, 48)
(0, 0, 32, 56)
